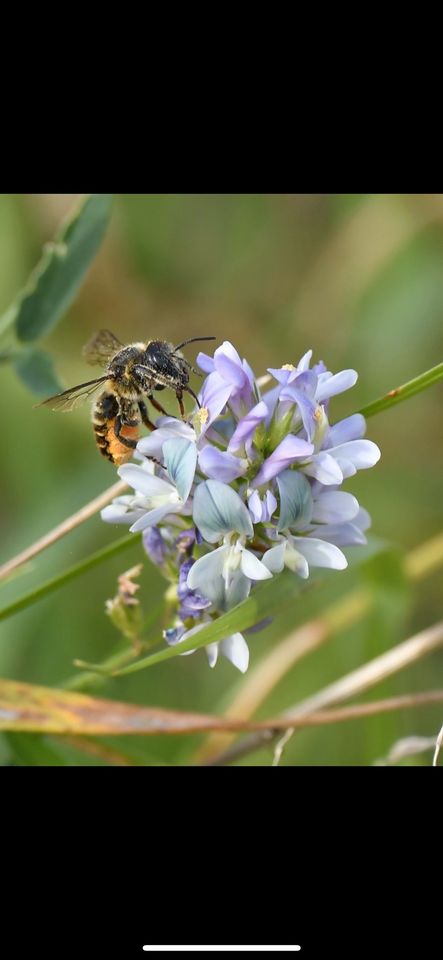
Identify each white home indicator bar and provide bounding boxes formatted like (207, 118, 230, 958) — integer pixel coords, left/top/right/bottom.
(143, 948, 301, 953)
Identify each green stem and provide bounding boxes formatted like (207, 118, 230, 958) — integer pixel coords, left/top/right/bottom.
(63, 604, 164, 692)
(0, 533, 140, 622)
(359, 361, 443, 419)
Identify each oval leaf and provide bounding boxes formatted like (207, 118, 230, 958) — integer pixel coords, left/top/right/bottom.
(14, 194, 112, 342)
(14, 348, 63, 396)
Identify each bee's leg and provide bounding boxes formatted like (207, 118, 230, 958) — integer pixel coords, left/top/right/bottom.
(176, 390, 186, 419)
(147, 392, 172, 417)
(114, 415, 138, 449)
(136, 403, 166, 469)
(138, 401, 157, 432)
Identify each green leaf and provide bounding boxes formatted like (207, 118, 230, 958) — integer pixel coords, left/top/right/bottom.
(0, 532, 140, 623)
(5, 732, 67, 765)
(113, 570, 307, 675)
(2, 194, 113, 343)
(14, 347, 63, 396)
(0, 679, 254, 736)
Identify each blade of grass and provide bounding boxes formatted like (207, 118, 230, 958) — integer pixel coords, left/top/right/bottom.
(1, 678, 443, 737)
(208, 619, 443, 765)
(0, 532, 139, 622)
(360, 360, 443, 419)
(0, 480, 127, 583)
(195, 530, 443, 762)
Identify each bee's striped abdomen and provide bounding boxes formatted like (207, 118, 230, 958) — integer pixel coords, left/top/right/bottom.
(92, 392, 139, 466)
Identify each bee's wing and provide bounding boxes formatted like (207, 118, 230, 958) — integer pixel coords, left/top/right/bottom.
(35, 377, 109, 412)
(82, 329, 124, 367)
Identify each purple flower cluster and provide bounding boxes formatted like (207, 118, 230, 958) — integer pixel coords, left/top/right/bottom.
(102, 342, 380, 672)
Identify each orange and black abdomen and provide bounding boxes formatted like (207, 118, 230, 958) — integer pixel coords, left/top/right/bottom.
(92, 392, 139, 466)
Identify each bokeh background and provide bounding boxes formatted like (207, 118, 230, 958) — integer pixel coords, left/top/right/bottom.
(1, 193, 442, 765)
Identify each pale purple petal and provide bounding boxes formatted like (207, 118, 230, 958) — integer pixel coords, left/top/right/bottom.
(264, 490, 277, 521)
(311, 491, 359, 524)
(199, 370, 232, 425)
(241, 357, 257, 391)
(213, 341, 246, 388)
(219, 633, 249, 673)
(228, 401, 268, 452)
(278, 384, 318, 441)
(143, 526, 169, 565)
(253, 434, 314, 486)
(261, 385, 281, 420)
(355, 506, 371, 531)
(326, 414, 366, 447)
(297, 349, 313, 371)
(316, 369, 358, 403)
(198, 446, 246, 482)
(292, 536, 347, 570)
(313, 522, 367, 546)
(267, 367, 295, 385)
(196, 352, 215, 373)
(247, 490, 262, 523)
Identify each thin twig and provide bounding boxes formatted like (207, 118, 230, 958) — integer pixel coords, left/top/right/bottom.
(272, 728, 295, 766)
(2, 686, 443, 736)
(195, 532, 443, 763)
(432, 723, 443, 767)
(206, 621, 443, 764)
(0, 480, 127, 583)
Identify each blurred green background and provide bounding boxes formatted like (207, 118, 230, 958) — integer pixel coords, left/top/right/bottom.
(1, 193, 442, 765)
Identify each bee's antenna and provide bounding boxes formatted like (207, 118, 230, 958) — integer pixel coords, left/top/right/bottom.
(173, 336, 216, 353)
(185, 386, 202, 408)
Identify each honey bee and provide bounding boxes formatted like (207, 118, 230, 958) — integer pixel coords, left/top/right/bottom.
(37, 330, 216, 465)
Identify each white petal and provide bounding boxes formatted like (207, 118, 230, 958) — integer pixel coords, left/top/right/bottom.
(292, 536, 347, 570)
(163, 437, 197, 502)
(219, 633, 250, 672)
(129, 502, 182, 532)
(118, 464, 174, 499)
(186, 546, 228, 606)
(261, 542, 287, 573)
(101, 504, 138, 524)
(240, 548, 273, 581)
(302, 453, 343, 486)
(206, 642, 219, 668)
(328, 440, 381, 470)
(284, 545, 309, 578)
(193, 479, 253, 544)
